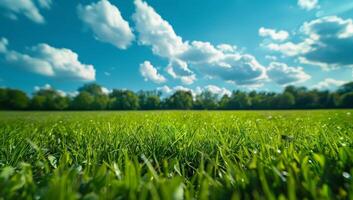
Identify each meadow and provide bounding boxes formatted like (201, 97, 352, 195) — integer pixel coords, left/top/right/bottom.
(0, 110, 352, 199)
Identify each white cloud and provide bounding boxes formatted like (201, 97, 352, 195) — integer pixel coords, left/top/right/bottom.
(0, 38, 8, 53)
(157, 85, 172, 94)
(180, 41, 224, 64)
(133, 0, 266, 85)
(202, 85, 231, 97)
(37, 0, 52, 9)
(101, 86, 111, 94)
(267, 62, 311, 85)
(216, 44, 237, 53)
(34, 83, 52, 91)
(0, 0, 50, 23)
(301, 16, 353, 39)
(139, 61, 166, 84)
(78, 0, 134, 49)
(266, 16, 353, 70)
(157, 85, 194, 98)
(132, 0, 188, 58)
(265, 41, 312, 57)
(0, 38, 95, 81)
(298, 0, 319, 11)
(133, 0, 268, 87)
(157, 84, 231, 98)
(312, 78, 347, 90)
(166, 60, 196, 85)
(259, 27, 289, 41)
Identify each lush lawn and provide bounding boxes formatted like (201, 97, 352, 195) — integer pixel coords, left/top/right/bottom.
(0, 110, 352, 199)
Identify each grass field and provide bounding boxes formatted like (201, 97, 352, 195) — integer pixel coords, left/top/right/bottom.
(0, 110, 352, 199)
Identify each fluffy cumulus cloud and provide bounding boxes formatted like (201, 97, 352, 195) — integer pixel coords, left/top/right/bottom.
(0, 38, 95, 81)
(298, 0, 319, 11)
(267, 62, 311, 85)
(133, 0, 267, 86)
(0, 0, 52, 23)
(265, 16, 353, 70)
(312, 78, 347, 90)
(132, 0, 188, 58)
(265, 41, 312, 57)
(165, 60, 196, 85)
(259, 27, 289, 41)
(139, 61, 166, 84)
(78, 0, 134, 49)
(199, 85, 231, 97)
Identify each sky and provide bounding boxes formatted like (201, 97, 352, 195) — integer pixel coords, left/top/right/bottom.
(0, 0, 353, 96)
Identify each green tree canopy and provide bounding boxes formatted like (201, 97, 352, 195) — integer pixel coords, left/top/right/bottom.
(110, 90, 139, 110)
(166, 91, 193, 110)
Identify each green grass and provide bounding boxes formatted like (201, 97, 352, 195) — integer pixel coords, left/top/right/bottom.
(0, 110, 352, 199)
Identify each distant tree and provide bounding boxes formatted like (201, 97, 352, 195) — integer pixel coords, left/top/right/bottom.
(284, 85, 298, 96)
(4, 89, 29, 110)
(77, 83, 110, 110)
(340, 92, 353, 108)
(194, 91, 218, 110)
(1, 81, 352, 111)
(227, 91, 251, 109)
(337, 82, 353, 94)
(145, 96, 161, 110)
(138, 91, 161, 110)
(78, 83, 104, 96)
(296, 90, 319, 109)
(219, 94, 230, 109)
(71, 91, 95, 110)
(166, 90, 193, 109)
(274, 92, 295, 109)
(110, 90, 139, 110)
(327, 93, 340, 108)
(30, 95, 46, 110)
(92, 95, 110, 110)
(0, 88, 7, 109)
(31, 88, 69, 110)
(249, 91, 274, 109)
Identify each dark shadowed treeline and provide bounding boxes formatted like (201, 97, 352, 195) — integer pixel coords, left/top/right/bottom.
(1, 82, 353, 110)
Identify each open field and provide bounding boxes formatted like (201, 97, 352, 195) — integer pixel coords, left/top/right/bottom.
(0, 110, 353, 199)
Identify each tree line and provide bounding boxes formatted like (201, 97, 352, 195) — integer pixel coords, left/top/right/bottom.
(1, 82, 353, 110)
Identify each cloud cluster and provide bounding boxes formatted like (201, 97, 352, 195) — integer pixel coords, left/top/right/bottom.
(139, 61, 166, 84)
(157, 84, 231, 98)
(78, 0, 134, 49)
(265, 16, 353, 70)
(259, 27, 289, 41)
(267, 62, 311, 85)
(0, 38, 95, 81)
(200, 85, 231, 97)
(165, 60, 196, 85)
(132, 0, 268, 86)
(0, 0, 52, 23)
(298, 0, 319, 11)
(1, 0, 320, 89)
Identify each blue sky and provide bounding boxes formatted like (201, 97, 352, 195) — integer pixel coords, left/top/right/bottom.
(0, 0, 353, 96)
